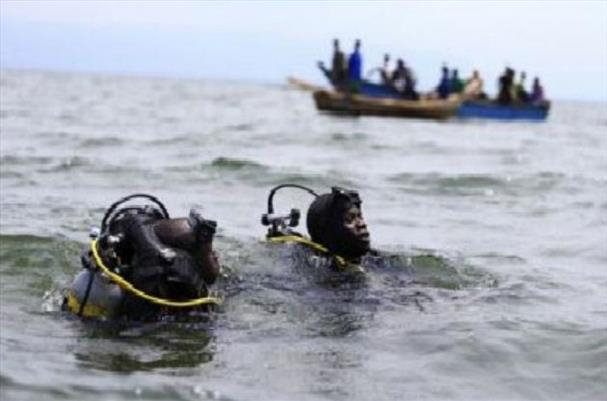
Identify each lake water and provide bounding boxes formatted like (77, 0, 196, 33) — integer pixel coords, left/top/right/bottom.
(1, 69, 606, 401)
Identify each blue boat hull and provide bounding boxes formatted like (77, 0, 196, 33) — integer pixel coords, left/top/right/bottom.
(457, 101, 550, 120)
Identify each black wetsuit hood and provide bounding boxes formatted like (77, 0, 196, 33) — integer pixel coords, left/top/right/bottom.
(306, 189, 369, 260)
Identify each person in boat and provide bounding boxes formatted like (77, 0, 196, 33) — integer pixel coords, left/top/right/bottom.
(497, 67, 515, 105)
(317, 38, 347, 89)
(365, 53, 391, 87)
(463, 70, 486, 100)
(436, 65, 451, 99)
(64, 194, 221, 321)
(390, 59, 406, 90)
(390, 59, 419, 100)
(262, 185, 372, 271)
(514, 71, 530, 103)
(450, 69, 464, 94)
(380, 53, 391, 86)
(347, 39, 363, 91)
(530, 77, 546, 105)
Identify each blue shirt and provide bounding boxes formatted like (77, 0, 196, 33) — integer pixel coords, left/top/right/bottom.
(348, 50, 362, 81)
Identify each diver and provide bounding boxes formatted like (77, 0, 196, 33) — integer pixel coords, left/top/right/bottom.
(260, 184, 476, 306)
(261, 185, 373, 272)
(64, 194, 221, 321)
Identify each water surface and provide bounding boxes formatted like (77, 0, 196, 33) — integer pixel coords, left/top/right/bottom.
(1, 69, 606, 401)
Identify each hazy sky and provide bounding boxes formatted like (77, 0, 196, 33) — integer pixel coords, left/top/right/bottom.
(1, 1, 606, 101)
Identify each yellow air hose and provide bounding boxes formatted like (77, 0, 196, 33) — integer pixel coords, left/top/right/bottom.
(90, 239, 221, 307)
(267, 235, 351, 269)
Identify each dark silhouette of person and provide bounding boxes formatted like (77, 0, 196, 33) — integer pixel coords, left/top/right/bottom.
(380, 53, 391, 85)
(450, 69, 464, 93)
(530, 77, 546, 104)
(317, 38, 347, 88)
(437, 65, 451, 99)
(498, 67, 515, 105)
(347, 39, 363, 82)
(515, 71, 530, 102)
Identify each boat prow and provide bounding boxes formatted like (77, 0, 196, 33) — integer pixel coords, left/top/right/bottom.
(286, 77, 326, 92)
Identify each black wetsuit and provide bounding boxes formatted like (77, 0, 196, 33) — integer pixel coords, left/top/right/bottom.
(66, 210, 218, 321)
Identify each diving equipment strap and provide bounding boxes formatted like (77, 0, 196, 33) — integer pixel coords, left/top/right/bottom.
(90, 239, 221, 307)
(267, 235, 352, 269)
(66, 290, 109, 318)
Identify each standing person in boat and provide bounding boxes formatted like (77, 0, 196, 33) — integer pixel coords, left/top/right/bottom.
(436, 65, 451, 99)
(317, 38, 347, 89)
(463, 70, 486, 100)
(347, 39, 363, 91)
(530, 77, 546, 105)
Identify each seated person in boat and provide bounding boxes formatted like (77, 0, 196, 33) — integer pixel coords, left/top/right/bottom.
(514, 71, 530, 103)
(436, 66, 452, 99)
(450, 69, 465, 93)
(380, 53, 392, 86)
(530, 77, 546, 105)
(463, 70, 487, 100)
(64, 194, 221, 321)
(263, 185, 372, 272)
(497, 67, 515, 105)
(391, 59, 419, 100)
(317, 38, 347, 89)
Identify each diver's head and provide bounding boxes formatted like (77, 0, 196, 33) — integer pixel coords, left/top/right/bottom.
(306, 187, 370, 260)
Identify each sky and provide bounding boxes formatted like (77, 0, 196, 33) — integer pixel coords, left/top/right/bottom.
(1, 1, 606, 101)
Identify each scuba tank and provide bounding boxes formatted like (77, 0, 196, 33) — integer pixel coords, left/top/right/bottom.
(65, 194, 220, 320)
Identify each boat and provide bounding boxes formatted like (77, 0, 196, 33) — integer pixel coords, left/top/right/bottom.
(299, 72, 550, 121)
(457, 100, 550, 121)
(313, 90, 461, 120)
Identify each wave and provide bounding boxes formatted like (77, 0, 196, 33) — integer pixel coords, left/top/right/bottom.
(210, 156, 267, 170)
(0, 234, 82, 274)
(387, 171, 567, 197)
(0, 155, 54, 165)
(78, 137, 125, 148)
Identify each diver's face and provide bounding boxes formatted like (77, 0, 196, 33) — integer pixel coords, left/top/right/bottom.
(342, 205, 370, 249)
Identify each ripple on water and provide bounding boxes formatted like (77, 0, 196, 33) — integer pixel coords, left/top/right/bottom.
(38, 156, 92, 173)
(78, 137, 125, 148)
(388, 172, 505, 197)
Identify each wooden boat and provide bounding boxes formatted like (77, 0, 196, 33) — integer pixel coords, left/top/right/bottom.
(457, 100, 550, 121)
(313, 90, 461, 120)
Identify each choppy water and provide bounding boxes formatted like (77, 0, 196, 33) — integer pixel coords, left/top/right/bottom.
(1, 69, 606, 401)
